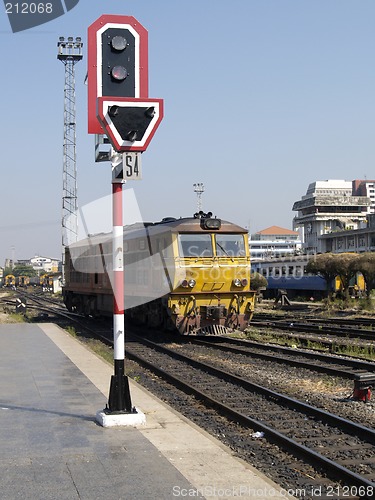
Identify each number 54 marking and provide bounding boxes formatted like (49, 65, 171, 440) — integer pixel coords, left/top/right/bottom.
(124, 153, 142, 180)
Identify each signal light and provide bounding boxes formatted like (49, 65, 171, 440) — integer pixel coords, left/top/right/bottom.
(111, 35, 127, 51)
(111, 65, 128, 81)
(108, 105, 119, 117)
(127, 130, 138, 142)
(145, 106, 155, 118)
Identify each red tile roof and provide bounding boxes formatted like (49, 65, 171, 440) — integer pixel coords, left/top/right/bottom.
(256, 225, 298, 236)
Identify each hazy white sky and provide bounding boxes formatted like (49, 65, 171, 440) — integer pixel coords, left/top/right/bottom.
(0, 0, 374, 264)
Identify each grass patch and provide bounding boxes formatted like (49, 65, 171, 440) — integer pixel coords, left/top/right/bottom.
(332, 342, 375, 361)
(63, 324, 110, 362)
(8, 312, 28, 323)
(65, 326, 77, 337)
(357, 297, 375, 312)
(245, 327, 308, 348)
(84, 339, 114, 364)
(64, 325, 114, 364)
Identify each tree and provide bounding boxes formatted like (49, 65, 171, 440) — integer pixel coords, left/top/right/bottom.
(306, 253, 358, 299)
(305, 253, 338, 297)
(334, 253, 358, 299)
(12, 264, 37, 277)
(350, 252, 375, 297)
(250, 272, 267, 291)
(3, 267, 14, 277)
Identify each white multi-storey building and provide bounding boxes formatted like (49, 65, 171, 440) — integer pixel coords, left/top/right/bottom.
(249, 225, 302, 260)
(292, 179, 371, 254)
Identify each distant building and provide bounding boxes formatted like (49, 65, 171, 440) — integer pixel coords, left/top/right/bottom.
(4, 258, 13, 269)
(292, 179, 371, 254)
(249, 225, 302, 260)
(320, 213, 375, 253)
(16, 256, 61, 274)
(352, 179, 375, 215)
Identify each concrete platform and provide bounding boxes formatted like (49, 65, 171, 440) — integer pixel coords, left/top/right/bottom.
(0, 323, 295, 499)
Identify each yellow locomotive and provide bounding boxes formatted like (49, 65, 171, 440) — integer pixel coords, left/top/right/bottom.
(4, 274, 16, 287)
(16, 276, 30, 287)
(63, 213, 256, 334)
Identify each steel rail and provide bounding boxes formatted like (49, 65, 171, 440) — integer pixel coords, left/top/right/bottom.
(251, 318, 375, 341)
(183, 336, 375, 378)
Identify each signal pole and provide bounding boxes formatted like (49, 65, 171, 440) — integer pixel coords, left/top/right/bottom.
(57, 36, 83, 282)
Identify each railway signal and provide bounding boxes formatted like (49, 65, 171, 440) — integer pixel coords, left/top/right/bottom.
(97, 97, 164, 152)
(87, 15, 149, 135)
(88, 14, 163, 427)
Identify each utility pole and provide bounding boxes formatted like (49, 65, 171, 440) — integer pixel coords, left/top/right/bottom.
(57, 36, 83, 282)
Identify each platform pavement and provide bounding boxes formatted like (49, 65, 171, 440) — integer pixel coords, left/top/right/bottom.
(0, 323, 296, 500)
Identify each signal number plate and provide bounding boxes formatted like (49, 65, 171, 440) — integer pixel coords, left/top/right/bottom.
(123, 153, 142, 180)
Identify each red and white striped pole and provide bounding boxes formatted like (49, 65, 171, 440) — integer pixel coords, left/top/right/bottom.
(107, 179, 133, 413)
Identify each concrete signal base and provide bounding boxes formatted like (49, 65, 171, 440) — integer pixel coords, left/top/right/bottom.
(96, 408, 146, 427)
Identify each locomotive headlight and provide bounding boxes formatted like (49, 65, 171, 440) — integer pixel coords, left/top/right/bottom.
(180, 279, 196, 288)
(233, 278, 248, 287)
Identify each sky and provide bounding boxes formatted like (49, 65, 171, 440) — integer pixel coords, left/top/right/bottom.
(0, 0, 375, 265)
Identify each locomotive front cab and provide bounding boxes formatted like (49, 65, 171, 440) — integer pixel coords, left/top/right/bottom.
(4, 274, 16, 287)
(169, 214, 256, 334)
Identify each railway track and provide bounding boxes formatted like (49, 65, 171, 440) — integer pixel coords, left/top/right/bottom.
(178, 335, 375, 380)
(251, 317, 375, 341)
(0, 289, 66, 313)
(0, 290, 110, 339)
(125, 335, 375, 498)
(248, 312, 375, 359)
(254, 311, 375, 330)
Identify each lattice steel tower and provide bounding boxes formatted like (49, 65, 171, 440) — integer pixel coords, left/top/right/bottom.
(57, 36, 83, 280)
(193, 183, 205, 212)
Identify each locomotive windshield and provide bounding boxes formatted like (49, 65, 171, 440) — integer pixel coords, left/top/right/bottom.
(215, 234, 246, 257)
(178, 234, 213, 257)
(177, 233, 246, 258)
